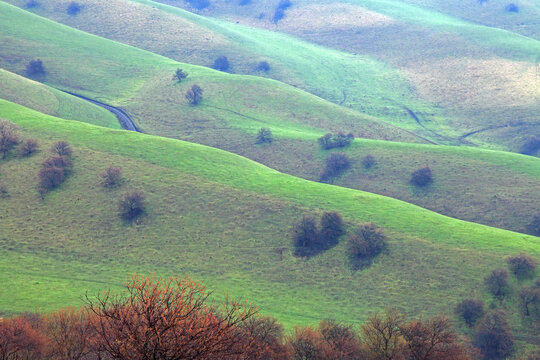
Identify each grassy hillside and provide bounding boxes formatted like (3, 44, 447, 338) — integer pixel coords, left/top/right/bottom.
(1, 99, 539, 349)
(0, 68, 120, 129)
(147, 0, 540, 151)
(5, 0, 447, 142)
(2, 2, 540, 235)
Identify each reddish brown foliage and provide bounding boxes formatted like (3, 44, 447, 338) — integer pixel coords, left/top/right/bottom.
(85, 274, 259, 360)
(19, 139, 39, 157)
(0, 316, 47, 360)
(51, 141, 72, 157)
(0, 120, 19, 159)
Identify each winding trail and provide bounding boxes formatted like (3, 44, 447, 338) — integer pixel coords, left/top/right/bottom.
(61, 90, 140, 132)
(459, 121, 540, 140)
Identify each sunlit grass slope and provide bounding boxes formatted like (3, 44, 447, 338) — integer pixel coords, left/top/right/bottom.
(4, 0, 448, 141)
(0, 1, 422, 144)
(0, 99, 539, 346)
(1, 2, 538, 234)
(150, 0, 540, 150)
(0, 69, 120, 129)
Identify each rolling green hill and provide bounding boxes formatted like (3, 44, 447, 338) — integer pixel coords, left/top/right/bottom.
(2, 1, 539, 235)
(1, 99, 539, 350)
(0, 68, 120, 129)
(146, 0, 540, 151)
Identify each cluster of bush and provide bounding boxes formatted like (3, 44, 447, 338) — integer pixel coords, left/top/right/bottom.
(318, 132, 354, 150)
(0, 275, 485, 360)
(38, 141, 73, 197)
(255, 127, 273, 144)
(25, 59, 45, 78)
(453, 253, 539, 359)
(320, 152, 350, 182)
(292, 212, 344, 257)
(292, 212, 388, 268)
(520, 135, 540, 156)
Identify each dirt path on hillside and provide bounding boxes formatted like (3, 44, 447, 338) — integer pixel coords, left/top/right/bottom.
(61, 91, 140, 132)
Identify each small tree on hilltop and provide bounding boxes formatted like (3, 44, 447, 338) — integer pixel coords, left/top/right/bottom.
(119, 191, 146, 221)
(25, 59, 45, 77)
(411, 166, 433, 187)
(484, 269, 510, 300)
(474, 309, 514, 360)
(347, 223, 387, 269)
(0, 119, 19, 159)
(19, 139, 39, 157)
(455, 299, 484, 327)
(185, 84, 203, 105)
(507, 253, 538, 279)
(255, 127, 273, 144)
(174, 68, 188, 82)
(51, 140, 72, 157)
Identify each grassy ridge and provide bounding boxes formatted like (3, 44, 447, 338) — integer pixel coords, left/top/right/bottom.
(1, 2, 538, 234)
(0, 99, 538, 340)
(0, 69, 120, 128)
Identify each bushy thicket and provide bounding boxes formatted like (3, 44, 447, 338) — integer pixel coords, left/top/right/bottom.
(318, 132, 354, 150)
(186, 0, 210, 10)
(0, 120, 19, 159)
(185, 84, 203, 105)
(410, 166, 433, 187)
(320, 153, 350, 182)
(361, 154, 375, 169)
(0, 279, 474, 360)
(256, 61, 270, 72)
(119, 191, 146, 221)
(19, 139, 39, 157)
(292, 211, 344, 257)
(173, 68, 188, 82)
(25, 59, 45, 77)
(346, 223, 387, 269)
(255, 127, 273, 144)
(474, 309, 514, 360)
(100, 166, 123, 188)
(212, 56, 230, 72)
(484, 269, 510, 300)
(506, 253, 538, 279)
(67, 2, 81, 15)
(455, 299, 484, 327)
(39, 155, 72, 194)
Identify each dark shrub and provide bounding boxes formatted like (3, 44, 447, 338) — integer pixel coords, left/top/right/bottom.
(51, 141, 72, 157)
(255, 127, 273, 144)
(520, 135, 540, 155)
(185, 84, 203, 105)
(347, 223, 387, 269)
(25, 59, 45, 77)
(318, 132, 354, 150)
(256, 61, 270, 72)
(455, 299, 484, 327)
(119, 191, 146, 221)
(186, 0, 210, 10)
(272, 0, 292, 23)
(410, 166, 432, 187)
(212, 56, 230, 72)
(320, 211, 344, 247)
(527, 214, 540, 236)
(0, 120, 19, 159)
(173, 68, 188, 82)
(42, 155, 72, 171)
(67, 2, 81, 15)
(474, 309, 514, 360)
(39, 167, 66, 191)
(241, 316, 289, 359)
(484, 269, 510, 299)
(292, 216, 319, 257)
(505, 3, 519, 12)
(25, 0, 39, 8)
(100, 166, 123, 188)
(320, 153, 350, 182)
(361, 154, 376, 169)
(19, 139, 39, 157)
(519, 286, 540, 317)
(507, 254, 538, 279)
(239, 0, 252, 5)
